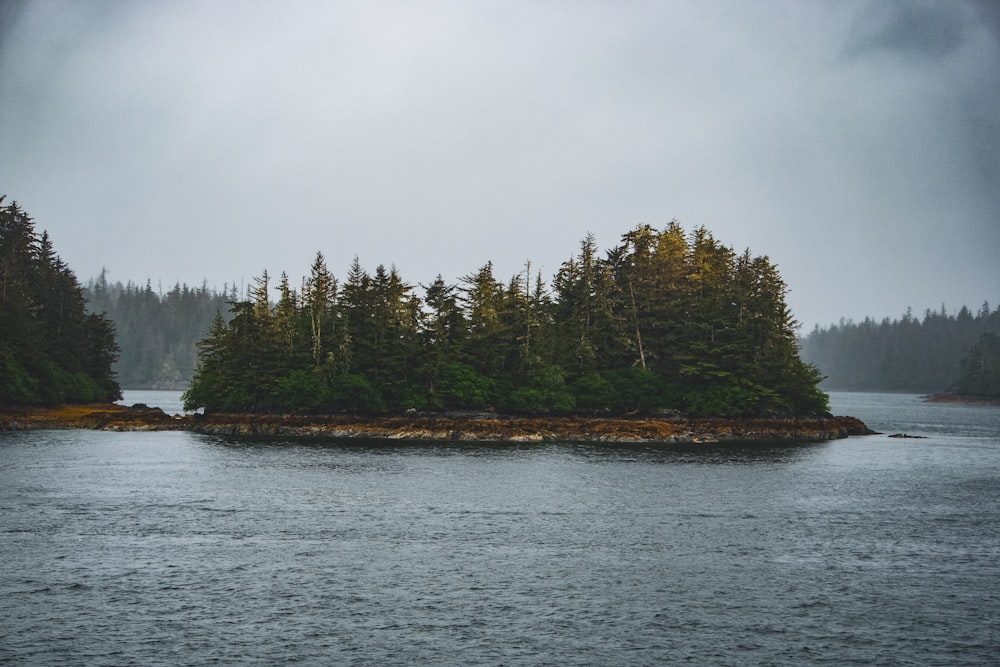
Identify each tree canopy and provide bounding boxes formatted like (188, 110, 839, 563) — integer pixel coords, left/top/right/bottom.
(184, 223, 827, 417)
(0, 198, 120, 405)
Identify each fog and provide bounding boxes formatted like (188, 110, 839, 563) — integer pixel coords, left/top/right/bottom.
(1, 0, 997, 330)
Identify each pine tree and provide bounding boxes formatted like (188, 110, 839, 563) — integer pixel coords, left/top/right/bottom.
(420, 275, 467, 407)
(553, 234, 617, 373)
(461, 261, 509, 378)
(302, 251, 337, 369)
(0, 198, 120, 405)
(952, 333, 1000, 397)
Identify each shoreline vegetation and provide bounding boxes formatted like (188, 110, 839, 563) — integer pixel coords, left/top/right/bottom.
(0, 403, 874, 444)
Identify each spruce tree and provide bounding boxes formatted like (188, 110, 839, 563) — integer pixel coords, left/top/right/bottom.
(0, 198, 120, 405)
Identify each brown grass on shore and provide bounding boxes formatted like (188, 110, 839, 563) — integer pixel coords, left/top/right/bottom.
(0, 403, 179, 431)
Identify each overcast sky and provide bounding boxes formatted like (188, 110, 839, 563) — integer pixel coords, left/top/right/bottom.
(1, 0, 997, 330)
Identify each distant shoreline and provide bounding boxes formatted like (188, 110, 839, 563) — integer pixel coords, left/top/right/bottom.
(923, 393, 1000, 407)
(1, 404, 874, 444)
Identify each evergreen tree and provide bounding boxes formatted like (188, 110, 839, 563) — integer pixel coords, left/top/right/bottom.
(553, 234, 618, 373)
(0, 198, 120, 405)
(183, 222, 829, 417)
(302, 251, 337, 369)
(951, 333, 1000, 398)
(369, 264, 420, 405)
(420, 275, 470, 408)
(461, 261, 510, 378)
(183, 313, 235, 412)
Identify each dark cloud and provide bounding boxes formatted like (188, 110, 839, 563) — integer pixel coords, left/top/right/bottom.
(970, 0, 1000, 41)
(0, 0, 28, 29)
(843, 0, 971, 59)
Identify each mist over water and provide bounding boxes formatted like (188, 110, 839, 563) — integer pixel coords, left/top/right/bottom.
(118, 389, 189, 415)
(2, 393, 998, 665)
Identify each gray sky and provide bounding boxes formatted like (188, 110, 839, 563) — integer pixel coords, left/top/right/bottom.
(2, 0, 998, 330)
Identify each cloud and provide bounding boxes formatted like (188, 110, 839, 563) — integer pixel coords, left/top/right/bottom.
(843, 0, 969, 59)
(1, 0, 997, 330)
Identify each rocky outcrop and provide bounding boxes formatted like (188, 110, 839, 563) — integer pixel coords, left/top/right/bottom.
(0, 403, 181, 431)
(188, 413, 873, 443)
(0, 404, 874, 443)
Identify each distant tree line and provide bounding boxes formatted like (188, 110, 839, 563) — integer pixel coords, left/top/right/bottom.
(799, 303, 1000, 394)
(183, 223, 828, 417)
(0, 198, 120, 405)
(84, 273, 235, 389)
(951, 332, 1000, 398)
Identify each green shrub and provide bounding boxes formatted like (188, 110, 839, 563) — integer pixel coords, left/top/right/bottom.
(327, 374, 386, 413)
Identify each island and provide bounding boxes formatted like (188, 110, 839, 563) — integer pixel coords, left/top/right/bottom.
(3, 199, 871, 442)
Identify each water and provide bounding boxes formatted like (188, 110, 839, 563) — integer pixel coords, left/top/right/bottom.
(2, 393, 998, 665)
(117, 389, 191, 415)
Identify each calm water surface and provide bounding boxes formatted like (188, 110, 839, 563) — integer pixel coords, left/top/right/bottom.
(2, 392, 998, 665)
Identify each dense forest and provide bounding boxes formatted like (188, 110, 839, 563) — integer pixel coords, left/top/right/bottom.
(84, 273, 235, 389)
(799, 304, 1000, 394)
(183, 223, 828, 417)
(0, 199, 120, 405)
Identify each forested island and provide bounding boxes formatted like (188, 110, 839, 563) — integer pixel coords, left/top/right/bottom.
(182, 222, 829, 417)
(3, 197, 882, 441)
(79, 250, 999, 405)
(800, 305, 1000, 399)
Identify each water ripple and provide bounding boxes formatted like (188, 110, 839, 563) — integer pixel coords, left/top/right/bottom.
(2, 396, 999, 665)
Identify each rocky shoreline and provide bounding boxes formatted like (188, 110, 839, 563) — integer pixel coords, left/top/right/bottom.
(1, 403, 874, 444)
